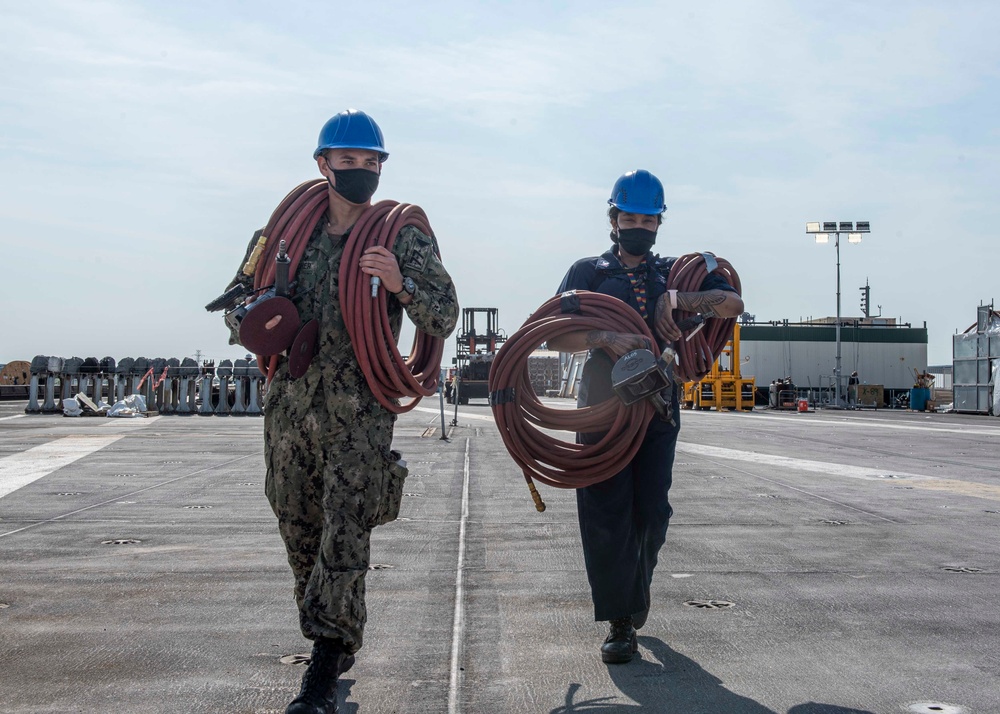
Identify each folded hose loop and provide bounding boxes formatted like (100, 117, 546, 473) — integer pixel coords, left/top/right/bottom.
(667, 253, 741, 383)
(339, 200, 445, 414)
(248, 180, 445, 411)
(252, 179, 329, 380)
(488, 292, 656, 507)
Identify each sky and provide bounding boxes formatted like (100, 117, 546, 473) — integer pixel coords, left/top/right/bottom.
(2, 0, 998, 369)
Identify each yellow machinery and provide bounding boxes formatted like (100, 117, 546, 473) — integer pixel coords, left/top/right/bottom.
(682, 324, 755, 411)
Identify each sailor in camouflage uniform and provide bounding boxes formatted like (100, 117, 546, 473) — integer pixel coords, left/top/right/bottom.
(225, 109, 458, 714)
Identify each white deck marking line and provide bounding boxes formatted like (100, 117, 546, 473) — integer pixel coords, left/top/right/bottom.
(0, 435, 126, 499)
(684, 409, 1000, 437)
(413, 406, 495, 422)
(448, 438, 471, 714)
(101, 415, 163, 426)
(676, 441, 931, 482)
(677, 441, 1000, 504)
(0, 454, 254, 539)
(0, 416, 160, 498)
(0, 414, 26, 422)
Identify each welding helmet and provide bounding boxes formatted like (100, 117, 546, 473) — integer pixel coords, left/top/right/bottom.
(608, 170, 667, 214)
(313, 109, 389, 161)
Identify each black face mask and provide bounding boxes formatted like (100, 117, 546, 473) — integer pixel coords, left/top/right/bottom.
(328, 167, 380, 204)
(614, 227, 657, 256)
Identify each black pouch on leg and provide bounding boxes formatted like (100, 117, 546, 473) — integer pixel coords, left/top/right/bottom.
(374, 449, 409, 526)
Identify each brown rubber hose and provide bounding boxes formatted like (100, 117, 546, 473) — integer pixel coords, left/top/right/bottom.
(488, 291, 656, 510)
(489, 255, 741, 510)
(666, 253, 741, 383)
(339, 200, 444, 414)
(249, 180, 445, 412)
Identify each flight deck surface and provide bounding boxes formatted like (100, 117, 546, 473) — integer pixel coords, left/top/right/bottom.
(1, 400, 997, 714)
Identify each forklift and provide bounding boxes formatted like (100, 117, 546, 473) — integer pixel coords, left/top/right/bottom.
(682, 323, 756, 411)
(446, 308, 507, 405)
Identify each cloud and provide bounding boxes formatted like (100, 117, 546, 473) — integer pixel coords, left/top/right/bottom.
(2, 0, 1000, 365)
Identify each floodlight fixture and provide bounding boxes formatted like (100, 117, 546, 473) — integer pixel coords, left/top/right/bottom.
(806, 217, 872, 409)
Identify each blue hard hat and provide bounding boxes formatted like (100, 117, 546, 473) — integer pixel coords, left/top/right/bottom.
(313, 109, 389, 162)
(608, 170, 667, 214)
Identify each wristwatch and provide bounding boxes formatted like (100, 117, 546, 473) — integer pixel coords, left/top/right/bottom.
(395, 276, 416, 296)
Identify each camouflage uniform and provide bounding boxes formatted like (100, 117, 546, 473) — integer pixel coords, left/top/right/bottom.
(227, 218, 458, 653)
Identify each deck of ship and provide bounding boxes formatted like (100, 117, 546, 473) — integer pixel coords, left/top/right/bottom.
(1, 399, 997, 714)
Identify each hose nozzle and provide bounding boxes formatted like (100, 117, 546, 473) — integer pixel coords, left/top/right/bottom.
(275, 240, 291, 297)
(527, 480, 546, 512)
(370, 275, 380, 298)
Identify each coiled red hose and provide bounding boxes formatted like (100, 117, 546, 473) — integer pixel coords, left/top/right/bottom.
(666, 253, 741, 383)
(251, 179, 445, 412)
(488, 254, 740, 510)
(488, 292, 656, 510)
(252, 180, 328, 382)
(339, 201, 444, 414)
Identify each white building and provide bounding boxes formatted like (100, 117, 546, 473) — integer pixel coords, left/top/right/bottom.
(740, 318, 927, 395)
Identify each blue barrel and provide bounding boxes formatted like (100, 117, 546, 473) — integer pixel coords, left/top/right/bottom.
(910, 387, 930, 411)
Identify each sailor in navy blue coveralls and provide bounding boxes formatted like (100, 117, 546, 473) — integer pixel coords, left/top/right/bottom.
(549, 170, 743, 664)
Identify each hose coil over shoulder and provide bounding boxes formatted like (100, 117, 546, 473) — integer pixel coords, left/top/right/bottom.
(488, 253, 740, 510)
(667, 252, 741, 383)
(251, 179, 445, 413)
(488, 291, 656, 508)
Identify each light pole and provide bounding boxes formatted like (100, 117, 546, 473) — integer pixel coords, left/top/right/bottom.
(805, 221, 871, 407)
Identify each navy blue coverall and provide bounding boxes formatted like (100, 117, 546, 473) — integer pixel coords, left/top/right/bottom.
(557, 248, 738, 621)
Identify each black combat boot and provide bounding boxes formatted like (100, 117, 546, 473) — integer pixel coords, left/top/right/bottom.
(600, 616, 638, 664)
(286, 638, 352, 714)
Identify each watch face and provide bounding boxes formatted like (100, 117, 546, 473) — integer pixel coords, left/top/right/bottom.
(403, 277, 416, 294)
